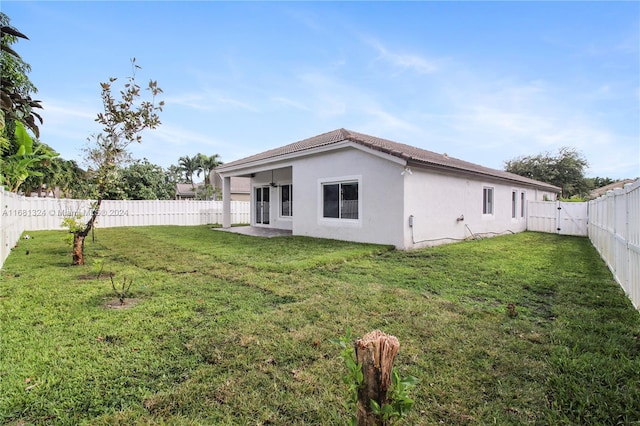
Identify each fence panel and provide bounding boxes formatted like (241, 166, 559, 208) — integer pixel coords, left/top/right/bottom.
(1, 190, 25, 266)
(588, 180, 640, 310)
(87, 199, 249, 228)
(527, 200, 588, 236)
(526, 200, 559, 234)
(558, 202, 588, 236)
(0, 189, 251, 268)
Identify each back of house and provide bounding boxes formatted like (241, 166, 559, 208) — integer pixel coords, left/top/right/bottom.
(216, 129, 560, 249)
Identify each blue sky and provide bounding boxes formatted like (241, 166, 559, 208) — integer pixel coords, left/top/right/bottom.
(4, 1, 639, 179)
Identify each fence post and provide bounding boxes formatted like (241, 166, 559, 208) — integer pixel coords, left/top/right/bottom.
(355, 330, 400, 426)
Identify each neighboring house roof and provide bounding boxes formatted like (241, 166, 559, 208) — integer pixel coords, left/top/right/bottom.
(589, 179, 637, 199)
(211, 172, 251, 193)
(177, 176, 250, 199)
(175, 183, 200, 197)
(217, 128, 561, 193)
(231, 177, 251, 193)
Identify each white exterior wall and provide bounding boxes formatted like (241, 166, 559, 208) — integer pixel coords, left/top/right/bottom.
(403, 170, 470, 248)
(403, 169, 557, 249)
(292, 147, 406, 247)
(218, 144, 558, 250)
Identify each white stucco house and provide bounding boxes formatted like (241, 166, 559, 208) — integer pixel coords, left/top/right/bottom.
(215, 129, 560, 249)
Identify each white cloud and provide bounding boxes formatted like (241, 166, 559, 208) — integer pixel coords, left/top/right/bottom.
(489, 111, 637, 178)
(42, 102, 97, 121)
(465, 106, 552, 140)
(38, 99, 100, 133)
(271, 96, 311, 111)
(166, 91, 259, 113)
(364, 38, 440, 74)
(35, 99, 103, 160)
(128, 123, 234, 168)
(148, 124, 224, 148)
(361, 106, 421, 134)
(297, 72, 348, 118)
(213, 94, 259, 112)
(165, 93, 211, 111)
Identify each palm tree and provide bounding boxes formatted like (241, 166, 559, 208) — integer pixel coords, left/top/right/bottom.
(195, 153, 222, 186)
(177, 155, 198, 184)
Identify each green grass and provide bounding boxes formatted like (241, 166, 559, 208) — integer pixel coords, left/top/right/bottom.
(1, 227, 639, 425)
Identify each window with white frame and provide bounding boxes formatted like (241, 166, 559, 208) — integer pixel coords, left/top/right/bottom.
(520, 192, 526, 218)
(483, 187, 494, 215)
(512, 190, 517, 218)
(280, 184, 292, 217)
(322, 181, 358, 219)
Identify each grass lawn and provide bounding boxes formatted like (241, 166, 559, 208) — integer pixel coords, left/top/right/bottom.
(1, 227, 639, 425)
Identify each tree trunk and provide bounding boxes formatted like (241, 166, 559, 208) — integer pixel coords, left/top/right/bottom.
(355, 330, 400, 426)
(71, 198, 102, 266)
(72, 232, 85, 265)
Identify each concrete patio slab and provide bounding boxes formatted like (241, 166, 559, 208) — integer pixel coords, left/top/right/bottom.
(214, 226, 292, 238)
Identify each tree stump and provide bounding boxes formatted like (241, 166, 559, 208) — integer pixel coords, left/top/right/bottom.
(355, 330, 400, 426)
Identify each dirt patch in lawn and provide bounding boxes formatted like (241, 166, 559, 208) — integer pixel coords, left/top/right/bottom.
(105, 298, 142, 309)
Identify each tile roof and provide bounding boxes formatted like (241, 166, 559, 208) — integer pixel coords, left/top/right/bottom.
(217, 128, 561, 192)
(589, 179, 637, 199)
(175, 183, 200, 196)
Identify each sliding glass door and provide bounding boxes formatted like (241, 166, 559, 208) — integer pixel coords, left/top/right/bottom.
(255, 187, 270, 225)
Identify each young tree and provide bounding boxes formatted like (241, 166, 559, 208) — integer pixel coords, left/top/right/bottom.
(71, 59, 163, 265)
(504, 146, 589, 198)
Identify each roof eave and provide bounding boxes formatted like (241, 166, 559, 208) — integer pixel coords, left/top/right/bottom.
(408, 160, 561, 193)
(216, 139, 406, 175)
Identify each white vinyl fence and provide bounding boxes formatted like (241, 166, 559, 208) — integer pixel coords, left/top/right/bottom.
(527, 200, 588, 236)
(1, 188, 250, 267)
(526, 184, 640, 310)
(588, 180, 640, 310)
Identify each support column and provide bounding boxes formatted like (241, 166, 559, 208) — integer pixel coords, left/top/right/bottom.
(222, 176, 231, 228)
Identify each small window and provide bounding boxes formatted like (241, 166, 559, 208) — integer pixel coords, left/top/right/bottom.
(281, 184, 292, 217)
(512, 191, 517, 219)
(520, 192, 526, 218)
(483, 187, 494, 215)
(323, 181, 358, 220)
